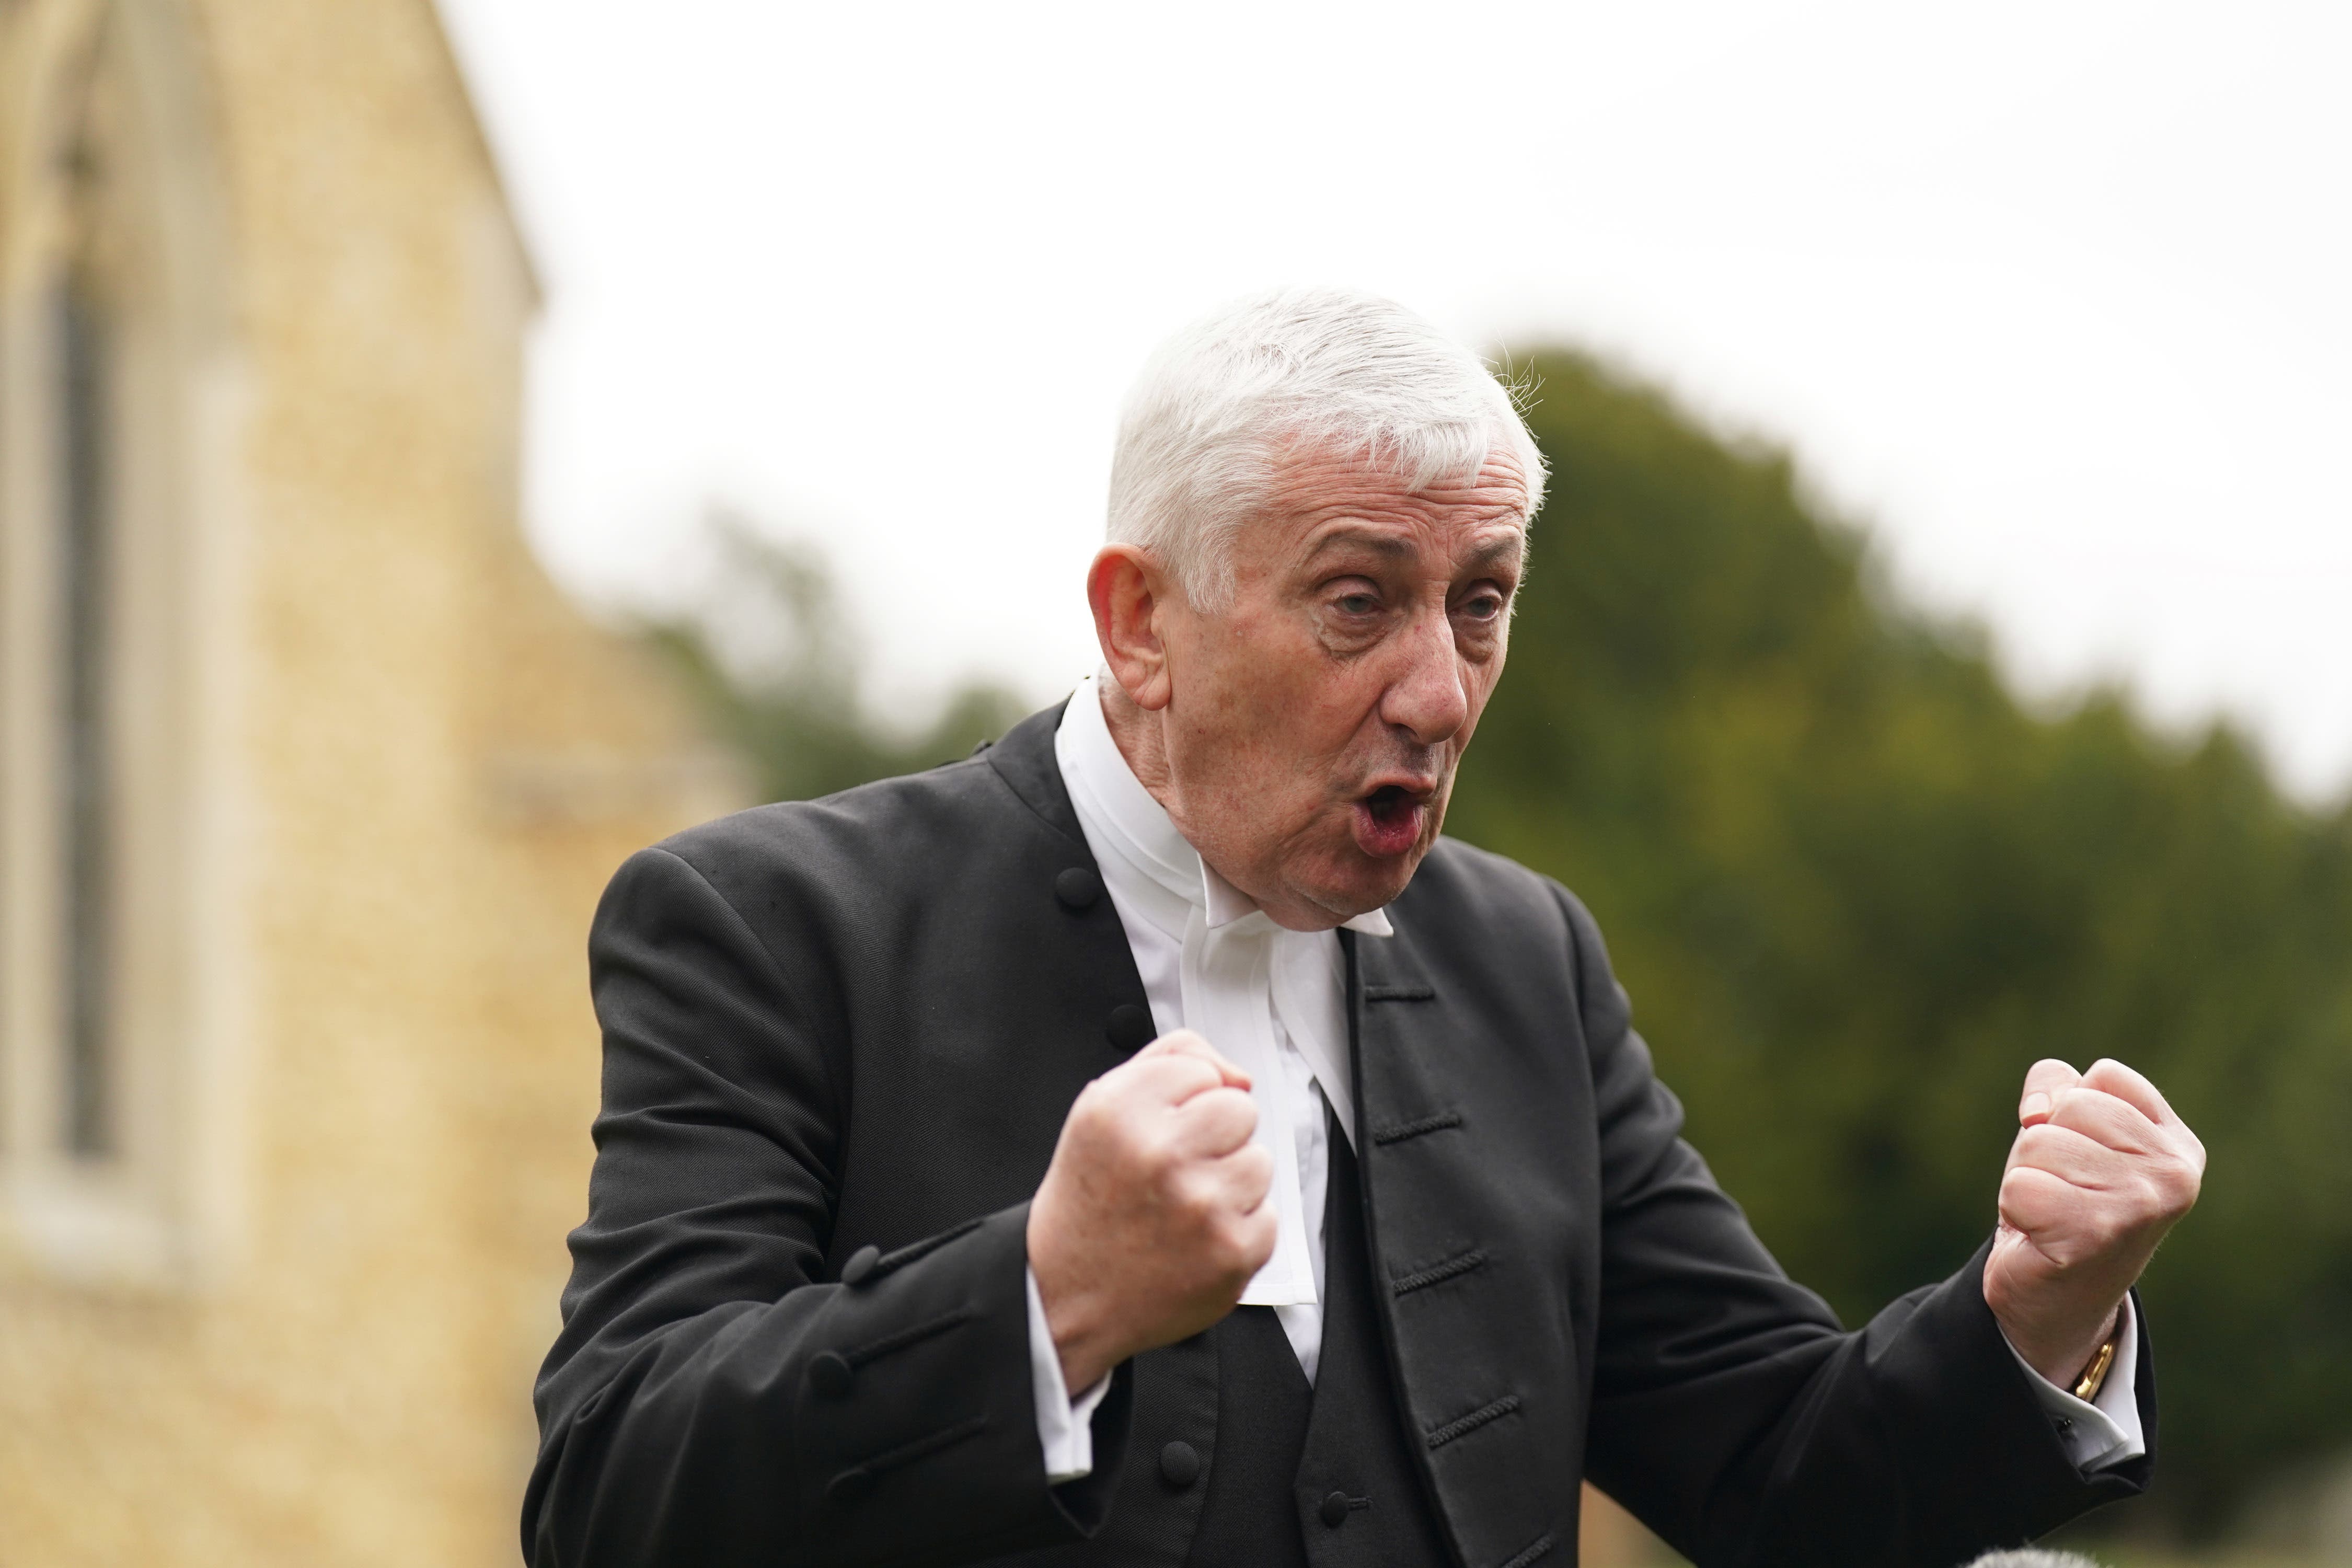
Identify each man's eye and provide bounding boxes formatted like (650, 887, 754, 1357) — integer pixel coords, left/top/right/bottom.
(1458, 594, 1504, 621)
(1335, 593, 1380, 615)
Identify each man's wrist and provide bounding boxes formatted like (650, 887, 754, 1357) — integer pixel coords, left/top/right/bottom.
(1025, 1266, 1106, 1484)
(2067, 1304, 2124, 1401)
(1984, 1256, 2129, 1389)
(2050, 1301, 2123, 1389)
(1998, 1298, 2122, 1391)
(1053, 1327, 1115, 1396)
(1025, 1214, 1121, 1393)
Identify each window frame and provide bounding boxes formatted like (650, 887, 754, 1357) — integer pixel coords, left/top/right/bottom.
(0, 0, 245, 1291)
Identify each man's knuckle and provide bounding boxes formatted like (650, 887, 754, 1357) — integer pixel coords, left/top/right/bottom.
(1169, 1059, 1217, 1096)
(1114, 1129, 1167, 1185)
(1209, 1227, 1254, 1275)
(1220, 1214, 1274, 1272)
(1180, 1165, 1230, 1218)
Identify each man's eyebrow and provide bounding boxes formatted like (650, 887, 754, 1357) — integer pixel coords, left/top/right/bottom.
(1302, 526, 1527, 571)
(1458, 535, 1525, 574)
(1305, 527, 1418, 564)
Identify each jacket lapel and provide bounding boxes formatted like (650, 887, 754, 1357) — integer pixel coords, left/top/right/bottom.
(1346, 917, 1519, 1568)
(1345, 922, 1447, 1147)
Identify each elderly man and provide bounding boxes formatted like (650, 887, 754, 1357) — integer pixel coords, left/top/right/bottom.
(524, 290, 2204, 1567)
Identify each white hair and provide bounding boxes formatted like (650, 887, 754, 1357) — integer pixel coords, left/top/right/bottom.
(1964, 1552, 2104, 1567)
(1106, 286, 1547, 610)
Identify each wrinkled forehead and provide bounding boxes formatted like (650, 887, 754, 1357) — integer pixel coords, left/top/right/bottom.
(1261, 438, 1536, 532)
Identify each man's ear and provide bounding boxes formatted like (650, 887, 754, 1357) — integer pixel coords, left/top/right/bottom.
(1087, 545, 1175, 712)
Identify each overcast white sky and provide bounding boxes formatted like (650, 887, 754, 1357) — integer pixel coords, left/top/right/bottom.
(437, 1, 2351, 803)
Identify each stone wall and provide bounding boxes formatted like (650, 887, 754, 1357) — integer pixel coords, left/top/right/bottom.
(0, 2, 740, 1562)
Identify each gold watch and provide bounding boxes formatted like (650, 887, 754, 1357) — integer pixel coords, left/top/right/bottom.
(2072, 1334, 2118, 1403)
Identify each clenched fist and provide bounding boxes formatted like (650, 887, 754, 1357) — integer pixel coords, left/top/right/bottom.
(1986, 1057, 2205, 1388)
(1028, 1031, 1278, 1393)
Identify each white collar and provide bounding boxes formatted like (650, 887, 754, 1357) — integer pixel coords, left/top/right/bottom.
(1054, 675, 1393, 941)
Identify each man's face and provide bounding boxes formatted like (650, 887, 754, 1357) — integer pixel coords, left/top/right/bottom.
(1136, 444, 1529, 929)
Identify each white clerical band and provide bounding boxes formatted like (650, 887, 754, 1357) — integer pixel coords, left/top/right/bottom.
(1181, 903, 1319, 1307)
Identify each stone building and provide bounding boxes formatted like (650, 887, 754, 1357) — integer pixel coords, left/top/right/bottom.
(0, 1, 739, 1561)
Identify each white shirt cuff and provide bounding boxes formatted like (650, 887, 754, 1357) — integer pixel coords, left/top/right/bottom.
(2004, 1297, 2146, 1472)
(1026, 1265, 1112, 1484)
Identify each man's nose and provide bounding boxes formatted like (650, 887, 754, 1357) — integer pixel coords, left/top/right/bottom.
(1377, 611, 1470, 746)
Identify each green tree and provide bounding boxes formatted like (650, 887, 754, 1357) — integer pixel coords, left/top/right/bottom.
(645, 514, 1029, 802)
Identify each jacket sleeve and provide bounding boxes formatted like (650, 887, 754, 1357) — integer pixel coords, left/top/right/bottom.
(522, 846, 1131, 1568)
(1561, 889, 2154, 1567)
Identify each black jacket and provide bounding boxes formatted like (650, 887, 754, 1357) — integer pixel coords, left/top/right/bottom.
(525, 704, 2153, 1568)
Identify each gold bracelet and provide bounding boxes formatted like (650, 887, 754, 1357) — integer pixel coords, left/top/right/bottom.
(2072, 1335, 2118, 1403)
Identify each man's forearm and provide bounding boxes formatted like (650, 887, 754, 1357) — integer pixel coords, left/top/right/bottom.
(531, 1206, 1115, 1567)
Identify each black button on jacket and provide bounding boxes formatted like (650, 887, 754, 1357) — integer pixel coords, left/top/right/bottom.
(524, 704, 2154, 1568)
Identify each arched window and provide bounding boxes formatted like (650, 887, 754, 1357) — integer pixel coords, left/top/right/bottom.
(56, 111, 119, 1161)
(1, 0, 237, 1284)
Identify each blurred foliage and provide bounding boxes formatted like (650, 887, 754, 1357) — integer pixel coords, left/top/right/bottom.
(1443, 353, 2352, 1537)
(644, 514, 1028, 802)
(653, 364, 2352, 1537)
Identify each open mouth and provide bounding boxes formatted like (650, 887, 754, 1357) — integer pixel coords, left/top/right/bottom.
(1352, 783, 1430, 858)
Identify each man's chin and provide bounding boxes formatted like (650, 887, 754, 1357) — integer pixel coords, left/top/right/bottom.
(1302, 845, 1427, 925)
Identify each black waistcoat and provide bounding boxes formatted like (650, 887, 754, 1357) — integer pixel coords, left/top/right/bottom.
(1184, 1114, 1456, 1568)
